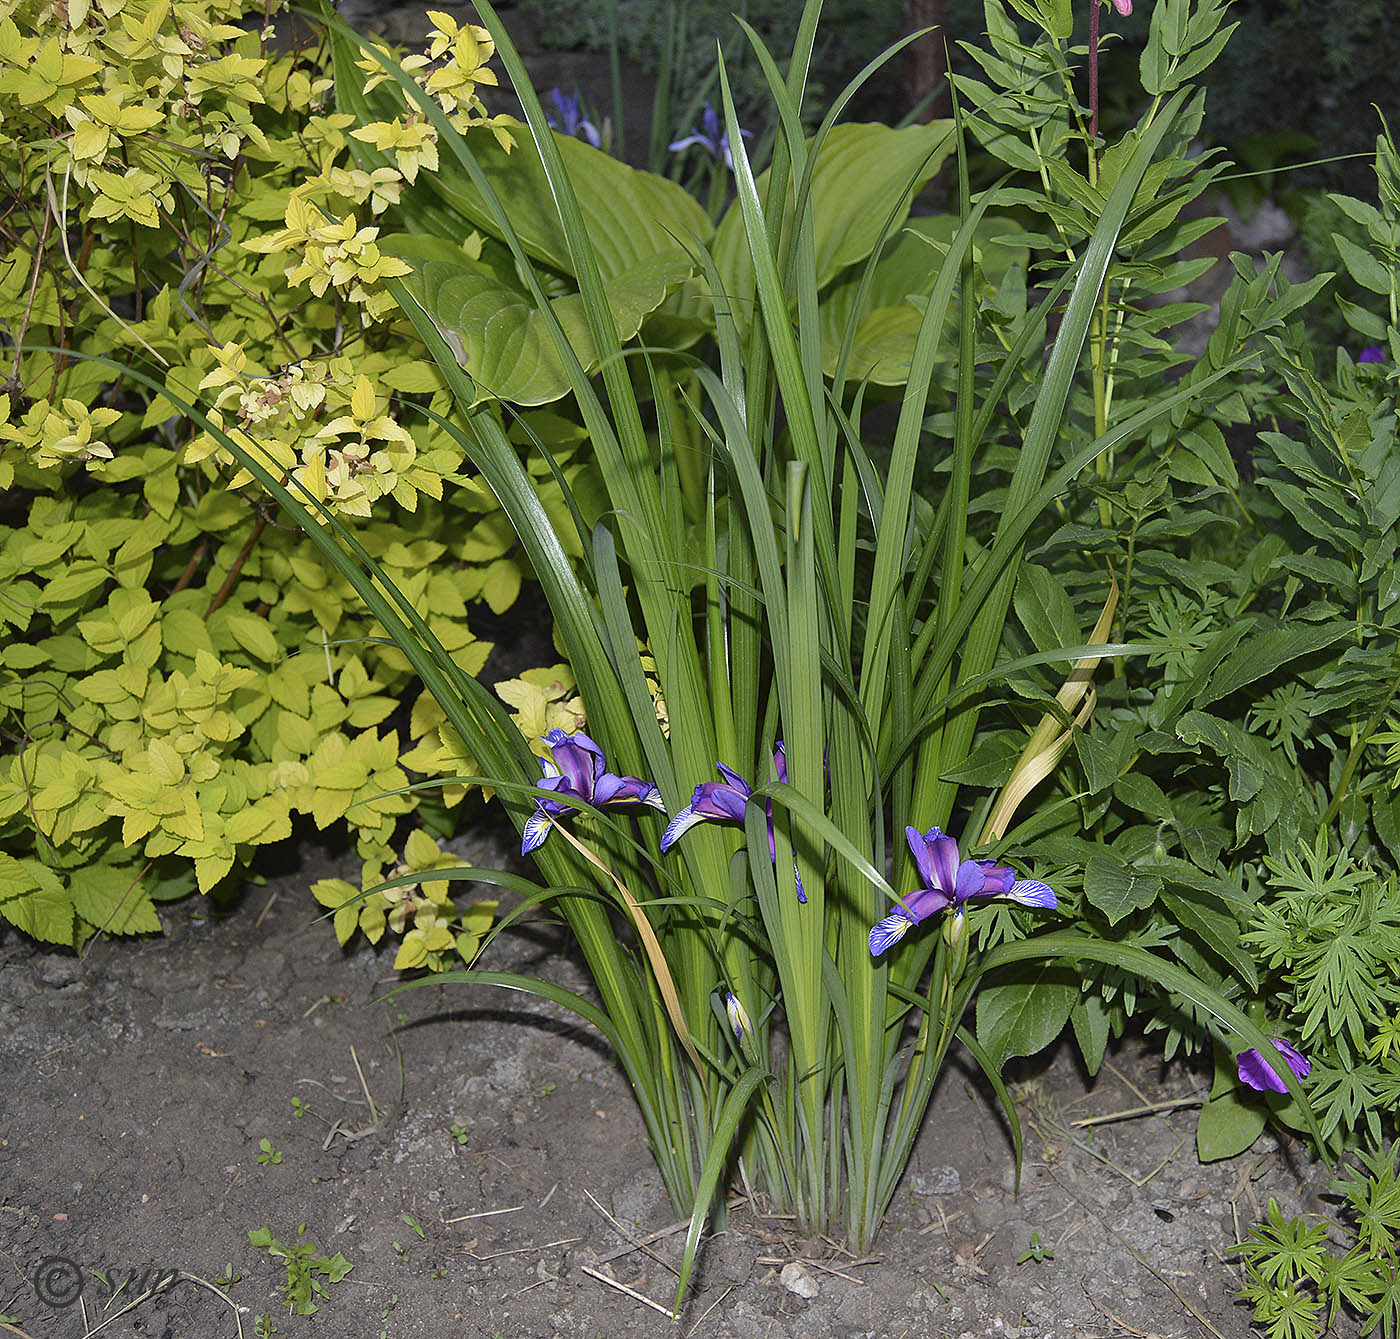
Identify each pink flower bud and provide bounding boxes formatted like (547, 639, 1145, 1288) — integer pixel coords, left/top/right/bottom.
(1111, 0, 1132, 13)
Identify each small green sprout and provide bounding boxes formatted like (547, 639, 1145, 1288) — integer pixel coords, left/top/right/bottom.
(1017, 1231, 1055, 1265)
(257, 1138, 283, 1166)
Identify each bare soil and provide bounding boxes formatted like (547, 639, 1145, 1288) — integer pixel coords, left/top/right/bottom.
(1, 824, 1330, 1339)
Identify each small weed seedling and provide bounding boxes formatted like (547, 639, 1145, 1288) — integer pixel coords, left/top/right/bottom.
(401, 1213, 425, 1238)
(252, 1315, 278, 1338)
(291, 1097, 309, 1119)
(215, 1263, 240, 1287)
(249, 1224, 352, 1315)
(448, 1123, 469, 1146)
(1018, 1232, 1055, 1265)
(256, 1138, 282, 1166)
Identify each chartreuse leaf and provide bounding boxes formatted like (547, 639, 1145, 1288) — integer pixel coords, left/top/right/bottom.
(68, 864, 161, 935)
(0, 854, 74, 944)
(419, 121, 713, 280)
(380, 233, 689, 406)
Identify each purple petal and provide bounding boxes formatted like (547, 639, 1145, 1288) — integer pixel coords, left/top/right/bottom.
(904, 826, 941, 894)
(725, 992, 750, 1044)
(1236, 1038, 1311, 1094)
(869, 912, 914, 956)
(1360, 345, 1386, 364)
(689, 777, 749, 823)
(973, 859, 1017, 897)
(542, 729, 604, 799)
(715, 763, 751, 796)
(900, 886, 956, 923)
(925, 830, 963, 895)
(593, 771, 661, 808)
(952, 859, 987, 903)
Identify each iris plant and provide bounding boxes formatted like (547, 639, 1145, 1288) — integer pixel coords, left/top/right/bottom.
(545, 88, 601, 147)
(521, 728, 663, 853)
(661, 746, 806, 900)
(1236, 1037, 1311, 1094)
(668, 102, 752, 170)
(869, 827, 1057, 956)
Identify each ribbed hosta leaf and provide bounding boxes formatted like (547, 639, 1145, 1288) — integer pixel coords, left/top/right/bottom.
(819, 215, 1026, 385)
(712, 120, 955, 329)
(381, 234, 690, 405)
(422, 121, 712, 280)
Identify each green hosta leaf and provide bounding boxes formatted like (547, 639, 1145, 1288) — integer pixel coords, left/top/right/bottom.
(976, 963, 1079, 1069)
(424, 122, 712, 280)
(819, 215, 1027, 385)
(714, 119, 954, 326)
(1113, 772, 1174, 822)
(1083, 855, 1161, 925)
(382, 234, 689, 406)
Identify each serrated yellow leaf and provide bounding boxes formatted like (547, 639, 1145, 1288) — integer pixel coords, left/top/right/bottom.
(71, 118, 109, 161)
(393, 936, 427, 970)
(146, 737, 183, 786)
(350, 374, 376, 422)
(194, 852, 234, 892)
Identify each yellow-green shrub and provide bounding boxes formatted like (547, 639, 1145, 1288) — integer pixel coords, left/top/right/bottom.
(0, 0, 577, 948)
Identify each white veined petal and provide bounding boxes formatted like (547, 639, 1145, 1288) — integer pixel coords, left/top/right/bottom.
(1008, 879, 1056, 909)
(868, 912, 913, 957)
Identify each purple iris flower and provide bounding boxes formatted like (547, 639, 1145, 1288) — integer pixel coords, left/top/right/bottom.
(1236, 1037, 1311, 1094)
(1360, 346, 1386, 364)
(545, 88, 601, 148)
(869, 826, 1057, 956)
(521, 728, 663, 854)
(661, 745, 805, 901)
(668, 102, 753, 170)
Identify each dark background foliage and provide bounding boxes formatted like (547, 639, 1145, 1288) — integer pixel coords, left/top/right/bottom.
(515, 0, 1397, 196)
